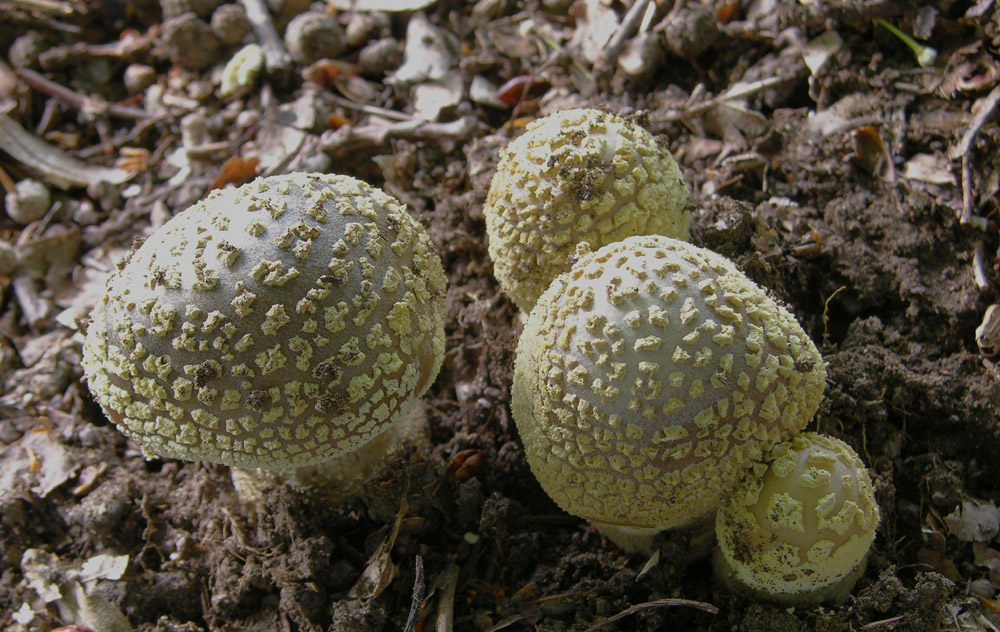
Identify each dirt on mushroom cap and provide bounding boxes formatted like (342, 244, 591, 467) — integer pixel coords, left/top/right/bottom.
(81, 173, 447, 470)
(511, 234, 826, 530)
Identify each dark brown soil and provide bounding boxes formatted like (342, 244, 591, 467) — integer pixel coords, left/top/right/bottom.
(2, 1, 1000, 631)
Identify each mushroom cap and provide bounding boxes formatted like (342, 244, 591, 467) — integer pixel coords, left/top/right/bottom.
(82, 173, 447, 470)
(511, 235, 826, 530)
(484, 108, 690, 313)
(714, 432, 880, 604)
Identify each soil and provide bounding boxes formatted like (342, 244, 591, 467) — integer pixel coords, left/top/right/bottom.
(1, 1, 999, 631)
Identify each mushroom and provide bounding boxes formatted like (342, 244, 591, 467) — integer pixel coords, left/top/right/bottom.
(713, 432, 880, 604)
(484, 108, 690, 314)
(511, 235, 826, 552)
(81, 173, 447, 500)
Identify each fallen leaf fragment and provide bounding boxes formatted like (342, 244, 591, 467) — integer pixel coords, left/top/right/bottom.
(946, 500, 1000, 542)
(902, 153, 957, 186)
(0, 114, 131, 189)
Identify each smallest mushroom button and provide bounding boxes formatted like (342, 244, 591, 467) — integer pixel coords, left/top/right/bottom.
(81, 173, 447, 502)
(484, 108, 691, 314)
(714, 432, 881, 605)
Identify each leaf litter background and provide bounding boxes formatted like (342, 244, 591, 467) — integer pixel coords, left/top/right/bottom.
(1, 0, 1000, 631)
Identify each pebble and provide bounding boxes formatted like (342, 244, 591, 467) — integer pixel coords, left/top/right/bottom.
(219, 43, 265, 98)
(5, 179, 51, 225)
(161, 13, 221, 70)
(211, 3, 251, 47)
(123, 64, 157, 94)
(284, 12, 346, 65)
(160, 0, 222, 19)
(8, 32, 46, 70)
(358, 38, 401, 77)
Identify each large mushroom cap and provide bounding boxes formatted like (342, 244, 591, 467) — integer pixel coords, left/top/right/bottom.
(484, 108, 690, 313)
(512, 235, 826, 531)
(714, 432, 880, 604)
(82, 173, 447, 470)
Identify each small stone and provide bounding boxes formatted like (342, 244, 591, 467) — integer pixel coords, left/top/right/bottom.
(123, 64, 157, 94)
(5, 179, 51, 225)
(284, 12, 346, 65)
(8, 32, 46, 70)
(662, 2, 720, 58)
(358, 38, 401, 77)
(618, 32, 665, 77)
(161, 0, 223, 19)
(211, 3, 251, 47)
(344, 12, 387, 48)
(161, 13, 221, 70)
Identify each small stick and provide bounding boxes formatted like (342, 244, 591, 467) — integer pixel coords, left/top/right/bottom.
(974, 242, 992, 293)
(584, 598, 719, 632)
(16, 68, 151, 120)
(402, 555, 426, 632)
(961, 153, 975, 225)
(242, 0, 292, 73)
(602, 0, 654, 65)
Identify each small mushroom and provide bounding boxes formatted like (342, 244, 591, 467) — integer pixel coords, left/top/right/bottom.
(484, 108, 690, 314)
(713, 432, 880, 604)
(511, 235, 826, 552)
(81, 173, 447, 501)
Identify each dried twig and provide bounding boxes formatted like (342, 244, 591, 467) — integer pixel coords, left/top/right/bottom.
(950, 83, 1000, 160)
(584, 598, 719, 632)
(961, 153, 975, 225)
(601, 0, 654, 66)
(974, 242, 992, 293)
(16, 68, 152, 120)
(402, 555, 426, 632)
(434, 564, 460, 632)
(320, 115, 482, 160)
(861, 615, 907, 630)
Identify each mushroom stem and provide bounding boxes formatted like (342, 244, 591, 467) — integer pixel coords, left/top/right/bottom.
(230, 402, 429, 509)
(592, 511, 716, 556)
(591, 523, 661, 555)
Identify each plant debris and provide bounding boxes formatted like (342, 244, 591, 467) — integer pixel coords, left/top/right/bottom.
(1, 1, 1000, 631)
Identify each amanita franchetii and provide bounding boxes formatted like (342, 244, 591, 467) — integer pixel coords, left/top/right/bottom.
(484, 107, 691, 314)
(511, 234, 827, 552)
(81, 173, 447, 500)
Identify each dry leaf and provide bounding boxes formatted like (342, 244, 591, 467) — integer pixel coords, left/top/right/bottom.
(902, 153, 957, 186)
(946, 500, 1000, 542)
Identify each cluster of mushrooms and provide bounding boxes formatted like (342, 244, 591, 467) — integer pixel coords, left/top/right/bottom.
(483, 108, 880, 605)
(80, 109, 879, 608)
